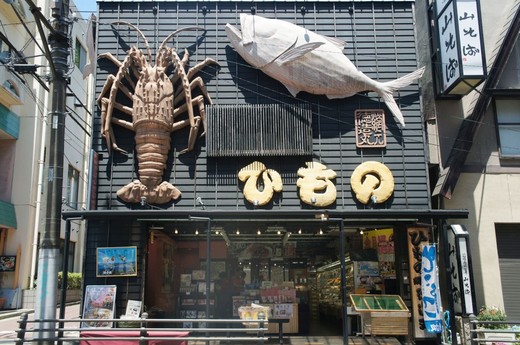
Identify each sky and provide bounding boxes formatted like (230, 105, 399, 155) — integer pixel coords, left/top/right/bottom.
(72, 0, 97, 17)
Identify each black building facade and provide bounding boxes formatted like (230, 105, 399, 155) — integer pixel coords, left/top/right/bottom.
(72, 0, 469, 342)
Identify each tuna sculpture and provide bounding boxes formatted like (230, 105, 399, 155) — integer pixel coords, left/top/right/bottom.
(225, 14, 425, 127)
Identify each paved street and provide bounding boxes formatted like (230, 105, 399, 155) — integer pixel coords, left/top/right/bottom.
(0, 303, 81, 343)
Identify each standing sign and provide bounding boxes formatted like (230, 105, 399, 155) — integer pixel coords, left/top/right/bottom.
(82, 285, 117, 328)
(435, 0, 486, 95)
(447, 224, 476, 315)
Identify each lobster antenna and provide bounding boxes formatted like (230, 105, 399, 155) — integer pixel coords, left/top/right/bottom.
(111, 21, 152, 63)
(159, 26, 206, 51)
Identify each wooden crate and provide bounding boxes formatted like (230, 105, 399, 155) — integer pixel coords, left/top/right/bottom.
(362, 311, 409, 336)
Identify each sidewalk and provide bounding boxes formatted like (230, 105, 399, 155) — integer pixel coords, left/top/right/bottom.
(0, 302, 80, 320)
(0, 308, 34, 321)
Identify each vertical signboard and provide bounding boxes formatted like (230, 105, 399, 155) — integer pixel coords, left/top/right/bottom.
(435, 0, 486, 95)
(408, 227, 432, 339)
(447, 224, 476, 315)
(437, 1, 459, 92)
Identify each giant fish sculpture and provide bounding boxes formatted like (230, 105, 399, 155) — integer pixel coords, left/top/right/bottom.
(225, 14, 425, 127)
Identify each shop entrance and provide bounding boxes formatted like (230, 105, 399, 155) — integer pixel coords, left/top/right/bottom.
(143, 224, 400, 338)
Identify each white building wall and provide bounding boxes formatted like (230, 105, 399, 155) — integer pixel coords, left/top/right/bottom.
(446, 172, 520, 310)
(0, 0, 92, 303)
(433, 0, 520, 315)
(0, 0, 43, 295)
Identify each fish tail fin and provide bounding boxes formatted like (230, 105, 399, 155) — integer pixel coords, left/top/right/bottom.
(378, 66, 425, 127)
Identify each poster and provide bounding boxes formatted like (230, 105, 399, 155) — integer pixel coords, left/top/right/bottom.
(0, 256, 16, 272)
(272, 303, 293, 318)
(354, 261, 382, 291)
(378, 241, 396, 278)
(82, 285, 117, 328)
(200, 260, 226, 280)
(125, 300, 142, 318)
(96, 246, 137, 277)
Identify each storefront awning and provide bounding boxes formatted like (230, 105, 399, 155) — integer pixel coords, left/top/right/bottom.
(62, 208, 468, 222)
(0, 200, 17, 229)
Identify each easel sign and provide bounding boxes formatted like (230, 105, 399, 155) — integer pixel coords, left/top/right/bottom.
(82, 285, 117, 328)
(125, 300, 142, 318)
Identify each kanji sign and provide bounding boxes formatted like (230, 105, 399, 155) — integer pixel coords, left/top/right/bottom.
(436, 0, 486, 95)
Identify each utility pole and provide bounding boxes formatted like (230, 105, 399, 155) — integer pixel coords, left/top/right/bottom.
(33, 0, 70, 341)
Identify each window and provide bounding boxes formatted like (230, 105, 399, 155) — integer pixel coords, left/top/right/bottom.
(66, 165, 80, 209)
(496, 99, 520, 157)
(74, 39, 87, 73)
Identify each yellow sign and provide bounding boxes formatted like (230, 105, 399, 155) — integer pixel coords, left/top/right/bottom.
(238, 161, 282, 206)
(350, 161, 394, 204)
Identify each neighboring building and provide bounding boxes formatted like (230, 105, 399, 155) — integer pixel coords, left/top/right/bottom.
(0, 0, 92, 308)
(70, 0, 479, 343)
(417, 0, 520, 321)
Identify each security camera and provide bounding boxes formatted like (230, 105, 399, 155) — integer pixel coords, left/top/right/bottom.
(196, 197, 204, 206)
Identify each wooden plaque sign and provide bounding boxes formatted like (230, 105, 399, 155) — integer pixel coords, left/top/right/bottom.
(355, 109, 387, 148)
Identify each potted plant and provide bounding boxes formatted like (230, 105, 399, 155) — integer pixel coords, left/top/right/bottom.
(477, 306, 513, 345)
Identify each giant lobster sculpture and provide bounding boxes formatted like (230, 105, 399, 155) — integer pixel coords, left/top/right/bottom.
(97, 22, 218, 204)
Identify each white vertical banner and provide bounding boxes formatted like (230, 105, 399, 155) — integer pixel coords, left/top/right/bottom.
(421, 244, 443, 333)
(457, 237, 474, 315)
(450, 224, 475, 315)
(437, 2, 460, 91)
(456, 0, 484, 76)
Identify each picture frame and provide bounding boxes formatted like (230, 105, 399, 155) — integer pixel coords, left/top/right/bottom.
(200, 260, 226, 280)
(96, 246, 137, 277)
(82, 285, 117, 328)
(125, 300, 142, 318)
(0, 256, 16, 272)
(191, 270, 205, 280)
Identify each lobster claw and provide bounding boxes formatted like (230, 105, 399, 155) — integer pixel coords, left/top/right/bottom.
(117, 180, 181, 204)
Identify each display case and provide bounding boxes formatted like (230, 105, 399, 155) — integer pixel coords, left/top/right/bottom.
(316, 260, 354, 319)
(349, 294, 410, 336)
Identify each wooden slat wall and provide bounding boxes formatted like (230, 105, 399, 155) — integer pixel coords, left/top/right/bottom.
(93, 1, 429, 211)
(82, 220, 146, 317)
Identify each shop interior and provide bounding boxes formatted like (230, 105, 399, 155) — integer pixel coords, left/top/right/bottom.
(144, 221, 400, 336)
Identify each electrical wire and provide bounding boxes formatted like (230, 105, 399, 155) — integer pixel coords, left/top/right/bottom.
(5, 3, 520, 160)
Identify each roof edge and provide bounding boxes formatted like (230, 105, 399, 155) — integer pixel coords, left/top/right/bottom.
(63, 208, 469, 221)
